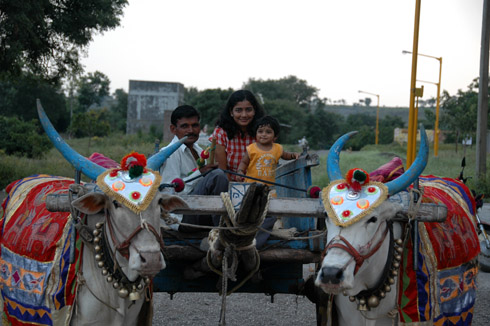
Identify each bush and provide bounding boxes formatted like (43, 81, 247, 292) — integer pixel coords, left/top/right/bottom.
(0, 116, 52, 158)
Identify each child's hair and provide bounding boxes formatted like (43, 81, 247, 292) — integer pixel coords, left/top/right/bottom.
(254, 115, 280, 137)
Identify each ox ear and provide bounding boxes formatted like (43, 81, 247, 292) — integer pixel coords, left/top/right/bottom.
(158, 194, 188, 212)
(72, 192, 107, 215)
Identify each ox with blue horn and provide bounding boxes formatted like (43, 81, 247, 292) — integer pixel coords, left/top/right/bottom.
(314, 125, 480, 325)
(0, 100, 188, 326)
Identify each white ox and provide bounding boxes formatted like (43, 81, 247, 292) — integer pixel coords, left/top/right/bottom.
(315, 129, 479, 326)
(0, 102, 187, 326)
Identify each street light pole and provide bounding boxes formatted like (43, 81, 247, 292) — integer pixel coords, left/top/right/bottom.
(358, 90, 380, 145)
(403, 50, 443, 157)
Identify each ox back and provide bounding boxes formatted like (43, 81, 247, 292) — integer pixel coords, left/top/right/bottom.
(0, 175, 81, 325)
(397, 175, 479, 325)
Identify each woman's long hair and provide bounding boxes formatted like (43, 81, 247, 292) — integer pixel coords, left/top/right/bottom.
(216, 90, 265, 140)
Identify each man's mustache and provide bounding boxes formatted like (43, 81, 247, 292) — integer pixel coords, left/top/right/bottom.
(185, 133, 199, 138)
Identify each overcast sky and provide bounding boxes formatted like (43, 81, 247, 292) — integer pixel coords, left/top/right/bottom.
(82, 0, 485, 107)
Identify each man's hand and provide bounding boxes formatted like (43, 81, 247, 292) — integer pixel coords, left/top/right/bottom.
(199, 163, 218, 174)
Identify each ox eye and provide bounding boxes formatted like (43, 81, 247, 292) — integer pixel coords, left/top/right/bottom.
(367, 216, 378, 224)
(112, 200, 121, 209)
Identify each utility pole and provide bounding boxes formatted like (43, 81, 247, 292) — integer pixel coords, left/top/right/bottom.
(477, 0, 490, 180)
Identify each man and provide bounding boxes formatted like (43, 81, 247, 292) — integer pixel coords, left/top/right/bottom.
(160, 105, 228, 231)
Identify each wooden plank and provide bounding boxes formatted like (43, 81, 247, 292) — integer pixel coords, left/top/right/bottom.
(45, 194, 325, 217)
(173, 195, 324, 217)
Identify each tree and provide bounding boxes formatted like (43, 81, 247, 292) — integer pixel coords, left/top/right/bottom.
(184, 88, 234, 129)
(109, 88, 128, 132)
(0, 116, 52, 158)
(243, 75, 318, 107)
(305, 108, 343, 149)
(263, 99, 308, 144)
(378, 115, 404, 144)
(75, 71, 111, 113)
(364, 97, 372, 107)
(0, 0, 128, 83)
(0, 72, 69, 131)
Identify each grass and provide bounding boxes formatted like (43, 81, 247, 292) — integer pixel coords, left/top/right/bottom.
(2, 134, 490, 198)
(310, 142, 490, 198)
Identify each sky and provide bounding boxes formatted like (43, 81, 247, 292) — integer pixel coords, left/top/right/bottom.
(81, 0, 485, 107)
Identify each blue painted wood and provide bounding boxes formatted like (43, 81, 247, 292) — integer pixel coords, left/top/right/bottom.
(275, 154, 319, 231)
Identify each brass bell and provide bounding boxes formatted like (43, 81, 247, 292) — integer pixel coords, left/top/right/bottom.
(367, 295, 380, 308)
(118, 288, 129, 298)
(93, 229, 100, 236)
(94, 245, 101, 252)
(393, 262, 400, 268)
(137, 283, 143, 290)
(395, 238, 403, 245)
(391, 270, 398, 276)
(358, 303, 368, 311)
(129, 291, 141, 301)
(94, 237, 100, 244)
(96, 222, 103, 229)
(95, 254, 103, 261)
(395, 247, 403, 253)
(144, 277, 151, 284)
(384, 285, 391, 292)
(379, 291, 385, 298)
(394, 254, 402, 261)
(388, 277, 395, 285)
(97, 261, 104, 268)
(113, 282, 119, 289)
(349, 296, 356, 302)
(101, 269, 108, 276)
(107, 276, 113, 283)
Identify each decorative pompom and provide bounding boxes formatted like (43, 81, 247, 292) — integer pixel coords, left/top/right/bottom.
(345, 168, 369, 192)
(201, 150, 210, 159)
(172, 178, 185, 193)
(121, 152, 147, 179)
(196, 158, 205, 168)
(307, 185, 321, 198)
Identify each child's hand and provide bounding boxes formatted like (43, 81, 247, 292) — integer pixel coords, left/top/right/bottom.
(292, 152, 300, 159)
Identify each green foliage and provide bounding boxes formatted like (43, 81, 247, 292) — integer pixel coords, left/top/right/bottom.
(75, 71, 111, 113)
(0, 116, 52, 158)
(69, 109, 110, 138)
(184, 88, 234, 128)
(305, 108, 343, 149)
(378, 115, 404, 144)
(0, 73, 69, 131)
(264, 99, 308, 144)
(243, 75, 318, 107)
(109, 88, 128, 132)
(0, 0, 128, 82)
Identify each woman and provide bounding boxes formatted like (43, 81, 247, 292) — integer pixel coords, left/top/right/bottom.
(211, 90, 265, 180)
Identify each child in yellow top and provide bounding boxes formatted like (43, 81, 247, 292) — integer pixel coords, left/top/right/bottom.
(237, 116, 299, 183)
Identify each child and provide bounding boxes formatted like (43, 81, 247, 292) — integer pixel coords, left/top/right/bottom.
(237, 116, 299, 183)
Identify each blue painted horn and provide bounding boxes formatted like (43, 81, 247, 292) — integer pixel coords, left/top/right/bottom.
(37, 99, 185, 180)
(326, 125, 428, 195)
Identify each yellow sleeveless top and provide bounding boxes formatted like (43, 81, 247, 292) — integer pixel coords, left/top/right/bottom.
(245, 143, 283, 184)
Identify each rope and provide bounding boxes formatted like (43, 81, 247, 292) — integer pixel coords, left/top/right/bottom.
(407, 187, 424, 220)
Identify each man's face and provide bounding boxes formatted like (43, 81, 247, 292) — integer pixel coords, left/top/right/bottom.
(170, 116, 201, 145)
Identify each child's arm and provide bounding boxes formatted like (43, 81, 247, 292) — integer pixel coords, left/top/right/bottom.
(281, 151, 300, 160)
(236, 152, 250, 181)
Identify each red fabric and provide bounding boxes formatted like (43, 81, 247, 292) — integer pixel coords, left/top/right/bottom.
(88, 152, 119, 169)
(369, 157, 405, 183)
(211, 127, 254, 181)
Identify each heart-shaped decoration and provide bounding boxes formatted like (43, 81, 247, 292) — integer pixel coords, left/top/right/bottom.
(322, 179, 388, 227)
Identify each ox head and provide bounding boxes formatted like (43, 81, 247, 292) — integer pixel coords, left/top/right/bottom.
(72, 191, 187, 281)
(36, 100, 188, 286)
(315, 126, 428, 301)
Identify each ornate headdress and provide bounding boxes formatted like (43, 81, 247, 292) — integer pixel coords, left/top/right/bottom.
(97, 152, 162, 213)
(322, 168, 388, 227)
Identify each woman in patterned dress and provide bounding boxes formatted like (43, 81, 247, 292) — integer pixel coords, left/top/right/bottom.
(211, 90, 265, 180)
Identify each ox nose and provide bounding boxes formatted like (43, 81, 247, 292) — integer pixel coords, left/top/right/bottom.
(320, 267, 344, 284)
(139, 251, 164, 276)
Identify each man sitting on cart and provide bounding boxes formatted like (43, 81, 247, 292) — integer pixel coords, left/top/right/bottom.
(159, 105, 228, 232)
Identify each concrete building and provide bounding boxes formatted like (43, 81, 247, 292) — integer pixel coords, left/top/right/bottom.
(126, 80, 184, 143)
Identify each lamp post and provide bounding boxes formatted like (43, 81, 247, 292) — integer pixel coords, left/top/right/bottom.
(358, 90, 380, 145)
(403, 50, 442, 157)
